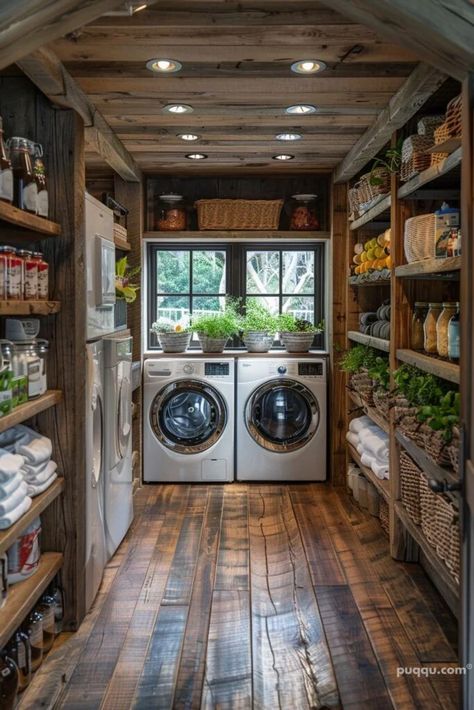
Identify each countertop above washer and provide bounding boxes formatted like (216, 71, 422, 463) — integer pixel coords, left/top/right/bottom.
(144, 350, 329, 360)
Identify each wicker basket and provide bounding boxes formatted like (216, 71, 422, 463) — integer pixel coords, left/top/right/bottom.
(392, 400, 424, 446)
(422, 427, 452, 468)
(403, 213, 437, 263)
(379, 497, 390, 537)
(359, 168, 391, 202)
(400, 450, 422, 525)
(446, 94, 462, 138)
(448, 426, 460, 474)
(417, 115, 444, 138)
(448, 521, 461, 584)
(420, 474, 438, 546)
(435, 494, 457, 564)
(400, 135, 432, 182)
(350, 370, 374, 406)
(373, 387, 389, 419)
(195, 199, 283, 230)
(348, 183, 362, 221)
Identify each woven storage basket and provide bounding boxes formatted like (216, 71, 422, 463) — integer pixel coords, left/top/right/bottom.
(430, 122, 451, 167)
(348, 184, 361, 221)
(392, 401, 424, 446)
(448, 426, 461, 474)
(400, 450, 422, 525)
(422, 427, 452, 468)
(417, 115, 444, 138)
(435, 494, 457, 564)
(403, 213, 436, 263)
(359, 168, 390, 202)
(420, 474, 437, 546)
(195, 199, 283, 230)
(350, 370, 374, 406)
(446, 94, 462, 138)
(400, 135, 432, 182)
(448, 520, 461, 584)
(373, 388, 389, 419)
(379, 497, 390, 537)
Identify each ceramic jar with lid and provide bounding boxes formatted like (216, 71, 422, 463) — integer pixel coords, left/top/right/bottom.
(436, 302, 458, 358)
(423, 303, 442, 354)
(156, 194, 187, 231)
(289, 194, 319, 231)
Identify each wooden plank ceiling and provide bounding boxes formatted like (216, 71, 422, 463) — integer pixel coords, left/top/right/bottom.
(50, 0, 420, 174)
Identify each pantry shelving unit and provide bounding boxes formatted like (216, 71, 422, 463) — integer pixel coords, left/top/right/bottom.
(341, 87, 463, 615)
(0, 200, 61, 236)
(0, 301, 61, 316)
(144, 230, 331, 240)
(0, 390, 62, 434)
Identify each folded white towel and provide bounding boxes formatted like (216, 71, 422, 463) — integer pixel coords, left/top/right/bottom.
(0, 495, 32, 529)
(0, 471, 24, 499)
(365, 434, 389, 460)
(372, 461, 390, 479)
(358, 426, 383, 440)
(361, 452, 375, 468)
(27, 472, 58, 498)
(346, 431, 359, 448)
(23, 461, 57, 485)
(0, 482, 28, 515)
(0, 450, 25, 481)
(349, 416, 373, 434)
(0, 425, 52, 465)
(22, 457, 51, 477)
(356, 442, 365, 455)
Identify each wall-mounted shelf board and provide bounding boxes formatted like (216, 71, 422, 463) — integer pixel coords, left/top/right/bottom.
(394, 502, 458, 617)
(398, 148, 462, 199)
(395, 429, 459, 490)
(114, 236, 131, 251)
(144, 230, 331, 240)
(349, 278, 391, 287)
(349, 195, 391, 231)
(0, 479, 64, 557)
(347, 442, 390, 503)
(395, 257, 461, 278)
(348, 389, 389, 434)
(348, 330, 390, 352)
(0, 201, 61, 236)
(0, 390, 62, 434)
(0, 552, 63, 648)
(427, 138, 462, 154)
(396, 349, 460, 384)
(0, 300, 61, 316)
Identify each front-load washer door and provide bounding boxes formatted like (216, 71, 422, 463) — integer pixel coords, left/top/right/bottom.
(150, 380, 227, 454)
(246, 379, 320, 452)
(116, 371, 132, 462)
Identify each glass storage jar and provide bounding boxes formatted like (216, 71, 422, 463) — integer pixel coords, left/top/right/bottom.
(424, 303, 442, 354)
(448, 308, 460, 362)
(436, 302, 458, 358)
(411, 302, 428, 350)
(289, 194, 319, 231)
(156, 194, 187, 231)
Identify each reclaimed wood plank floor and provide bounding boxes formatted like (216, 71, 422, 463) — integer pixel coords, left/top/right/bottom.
(20, 483, 459, 710)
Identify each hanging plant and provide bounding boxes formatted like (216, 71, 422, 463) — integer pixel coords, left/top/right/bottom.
(369, 138, 403, 186)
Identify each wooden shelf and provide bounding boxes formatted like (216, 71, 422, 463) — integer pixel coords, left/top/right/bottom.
(394, 502, 459, 616)
(348, 389, 389, 434)
(114, 236, 131, 251)
(144, 230, 331, 240)
(0, 201, 61, 236)
(395, 256, 461, 278)
(0, 552, 63, 648)
(347, 442, 390, 503)
(398, 148, 462, 199)
(427, 137, 462, 154)
(349, 277, 391, 287)
(349, 194, 391, 231)
(395, 429, 459, 491)
(396, 349, 460, 384)
(348, 330, 390, 352)
(0, 300, 61, 316)
(0, 390, 62, 434)
(0, 479, 64, 557)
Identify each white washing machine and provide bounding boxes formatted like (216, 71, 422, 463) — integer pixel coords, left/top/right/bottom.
(85, 341, 107, 611)
(103, 335, 134, 558)
(143, 359, 234, 482)
(236, 358, 327, 481)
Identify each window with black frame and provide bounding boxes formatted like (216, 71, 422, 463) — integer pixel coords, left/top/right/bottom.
(147, 243, 325, 350)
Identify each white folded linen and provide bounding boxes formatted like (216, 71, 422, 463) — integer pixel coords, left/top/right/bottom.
(23, 461, 57, 485)
(26, 472, 58, 498)
(364, 434, 389, 461)
(0, 472, 24, 499)
(361, 452, 375, 468)
(346, 431, 359, 448)
(0, 482, 28, 515)
(372, 461, 390, 479)
(0, 450, 25, 482)
(356, 442, 365, 455)
(0, 495, 32, 529)
(349, 416, 373, 434)
(0, 425, 52, 465)
(22, 458, 51, 477)
(358, 425, 383, 440)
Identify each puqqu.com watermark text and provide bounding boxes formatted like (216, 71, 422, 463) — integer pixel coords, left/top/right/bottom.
(397, 664, 472, 677)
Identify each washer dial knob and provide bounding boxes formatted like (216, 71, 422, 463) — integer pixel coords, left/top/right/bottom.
(183, 363, 194, 375)
(277, 365, 287, 374)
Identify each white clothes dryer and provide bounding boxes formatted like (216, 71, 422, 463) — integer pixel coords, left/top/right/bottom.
(236, 358, 327, 481)
(143, 358, 234, 483)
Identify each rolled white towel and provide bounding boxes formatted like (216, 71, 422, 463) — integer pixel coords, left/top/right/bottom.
(372, 461, 390, 480)
(356, 442, 365, 455)
(0, 451, 25, 482)
(0, 471, 24, 500)
(26, 472, 58, 498)
(346, 431, 359, 448)
(349, 416, 373, 434)
(361, 451, 375, 468)
(0, 482, 28, 516)
(364, 433, 389, 460)
(0, 495, 32, 529)
(22, 458, 51, 477)
(23, 461, 57, 485)
(359, 426, 384, 440)
(0, 425, 52, 465)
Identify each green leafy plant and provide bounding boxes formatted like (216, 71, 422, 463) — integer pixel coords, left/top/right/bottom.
(241, 298, 279, 334)
(115, 257, 140, 303)
(367, 355, 390, 391)
(339, 345, 380, 374)
(192, 301, 241, 339)
(278, 313, 324, 334)
(392, 364, 450, 407)
(369, 138, 403, 186)
(417, 390, 460, 442)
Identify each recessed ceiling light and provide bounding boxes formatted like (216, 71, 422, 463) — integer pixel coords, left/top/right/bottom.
(291, 60, 327, 74)
(178, 133, 200, 141)
(146, 58, 182, 74)
(273, 154, 295, 161)
(276, 133, 302, 141)
(285, 104, 318, 115)
(185, 153, 207, 160)
(163, 104, 194, 114)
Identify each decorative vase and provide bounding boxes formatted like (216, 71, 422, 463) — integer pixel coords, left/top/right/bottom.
(156, 332, 192, 353)
(242, 331, 274, 353)
(197, 334, 229, 353)
(280, 331, 315, 353)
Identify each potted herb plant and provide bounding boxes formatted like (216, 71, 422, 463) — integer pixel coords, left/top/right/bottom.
(278, 313, 324, 353)
(115, 257, 140, 329)
(150, 319, 192, 353)
(192, 301, 240, 353)
(240, 299, 279, 353)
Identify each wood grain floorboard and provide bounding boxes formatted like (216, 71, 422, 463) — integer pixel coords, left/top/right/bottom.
(214, 484, 249, 591)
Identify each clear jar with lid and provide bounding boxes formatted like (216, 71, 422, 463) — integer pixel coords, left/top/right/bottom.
(411, 302, 428, 350)
(289, 194, 320, 230)
(437, 302, 458, 358)
(0, 246, 22, 300)
(17, 249, 37, 300)
(7, 137, 38, 213)
(424, 303, 442, 353)
(22, 610, 43, 672)
(156, 194, 187, 231)
(448, 307, 460, 362)
(31, 252, 49, 300)
(0, 116, 13, 204)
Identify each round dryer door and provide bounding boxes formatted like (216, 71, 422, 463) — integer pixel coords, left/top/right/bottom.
(150, 380, 227, 454)
(245, 379, 320, 452)
(117, 374, 132, 460)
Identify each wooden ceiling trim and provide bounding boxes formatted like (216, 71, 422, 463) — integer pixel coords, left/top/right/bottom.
(334, 62, 447, 183)
(106, 115, 377, 128)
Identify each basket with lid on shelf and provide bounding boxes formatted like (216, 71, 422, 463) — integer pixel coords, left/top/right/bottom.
(195, 199, 283, 230)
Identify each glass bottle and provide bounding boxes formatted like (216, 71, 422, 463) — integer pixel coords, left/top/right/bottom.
(5, 631, 31, 693)
(31, 252, 49, 300)
(33, 152, 48, 218)
(411, 302, 428, 350)
(7, 137, 38, 213)
(47, 579, 64, 636)
(448, 308, 460, 362)
(0, 247, 22, 300)
(423, 303, 442, 354)
(36, 592, 56, 654)
(16, 249, 37, 300)
(0, 117, 13, 204)
(22, 610, 43, 672)
(436, 302, 458, 358)
(0, 653, 19, 709)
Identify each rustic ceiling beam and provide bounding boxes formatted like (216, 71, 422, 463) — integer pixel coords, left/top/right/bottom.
(317, 0, 474, 81)
(334, 63, 447, 183)
(17, 48, 141, 183)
